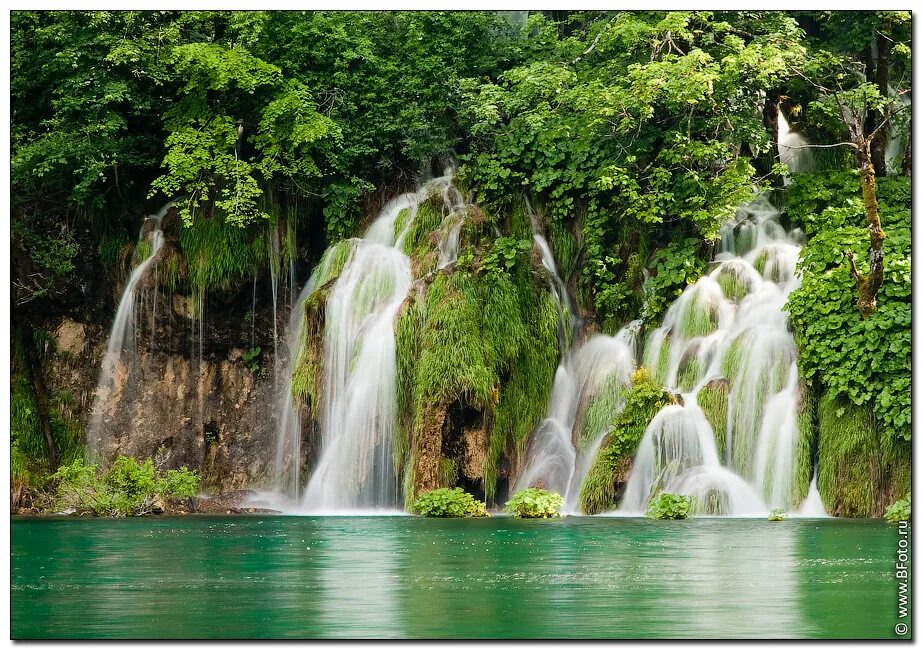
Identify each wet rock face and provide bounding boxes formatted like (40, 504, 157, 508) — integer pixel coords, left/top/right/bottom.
(44, 318, 278, 492)
(53, 318, 87, 356)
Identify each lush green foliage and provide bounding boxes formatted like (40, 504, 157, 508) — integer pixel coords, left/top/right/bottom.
(412, 487, 488, 518)
(506, 487, 564, 518)
(11, 10, 520, 303)
(786, 173, 911, 443)
(11, 330, 85, 487)
(646, 492, 692, 520)
(50, 455, 200, 516)
(459, 11, 809, 326)
(884, 496, 911, 523)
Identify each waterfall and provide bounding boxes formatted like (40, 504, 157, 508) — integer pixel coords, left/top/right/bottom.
(778, 111, 814, 177)
(271, 241, 353, 504)
(87, 203, 172, 460)
(514, 200, 637, 512)
(798, 474, 827, 517)
(435, 178, 467, 269)
(514, 333, 637, 513)
(620, 195, 824, 516)
(271, 175, 461, 512)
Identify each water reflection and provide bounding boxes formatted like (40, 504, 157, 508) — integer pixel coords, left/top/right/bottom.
(11, 516, 901, 639)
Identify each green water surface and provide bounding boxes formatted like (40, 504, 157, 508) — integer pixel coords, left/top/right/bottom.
(10, 516, 910, 639)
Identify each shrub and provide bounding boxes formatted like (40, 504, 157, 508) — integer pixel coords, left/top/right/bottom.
(768, 509, 786, 521)
(50, 455, 200, 517)
(884, 496, 911, 523)
(506, 488, 564, 518)
(645, 493, 692, 520)
(412, 487, 487, 518)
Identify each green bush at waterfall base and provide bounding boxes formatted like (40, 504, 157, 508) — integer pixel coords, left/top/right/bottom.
(579, 368, 672, 515)
(506, 488, 564, 519)
(49, 455, 200, 517)
(412, 487, 488, 518)
(884, 496, 911, 524)
(786, 173, 911, 444)
(646, 493, 693, 520)
(768, 509, 786, 522)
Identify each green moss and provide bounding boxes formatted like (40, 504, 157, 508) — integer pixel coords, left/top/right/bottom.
(487, 280, 559, 499)
(579, 368, 671, 514)
(396, 259, 558, 502)
(133, 239, 153, 265)
(289, 240, 355, 409)
(11, 331, 85, 487)
(715, 268, 749, 301)
(290, 287, 328, 414)
(793, 381, 816, 505)
(817, 393, 877, 517)
(414, 272, 495, 408)
(12, 369, 44, 463)
(395, 293, 425, 470)
(677, 355, 701, 393)
(676, 293, 717, 338)
(438, 457, 459, 487)
(178, 215, 268, 293)
(578, 373, 626, 450)
(752, 250, 768, 276)
(548, 216, 578, 280)
(399, 198, 443, 259)
(643, 335, 671, 386)
(697, 380, 729, 459)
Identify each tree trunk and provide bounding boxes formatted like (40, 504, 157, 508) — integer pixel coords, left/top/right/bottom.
(871, 24, 892, 176)
(902, 132, 911, 176)
(845, 139, 886, 318)
(19, 324, 59, 470)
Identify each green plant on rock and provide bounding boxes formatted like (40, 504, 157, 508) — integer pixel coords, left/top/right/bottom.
(642, 237, 708, 325)
(412, 487, 487, 518)
(242, 346, 262, 374)
(506, 487, 564, 518)
(768, 508, 786, 521)
(884, 496, 911, 523)
(815, 392, 907, 518)
(50, 455, 200, 517)
(579, 368, 672, 514)
(646, 492, 692, 520)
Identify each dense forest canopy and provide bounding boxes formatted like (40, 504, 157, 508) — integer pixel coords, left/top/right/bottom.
(10, 10, 911, 516)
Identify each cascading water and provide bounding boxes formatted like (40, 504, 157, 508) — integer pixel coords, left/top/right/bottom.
(514, 203, 637, 513)
(621, 195, 825, 516)
(778, 110, 814, 178)
(87, 203, 172, 460)
(272, 175, 461, 512)
(435, 179, 468, 269)
(514, 333, 637, 513)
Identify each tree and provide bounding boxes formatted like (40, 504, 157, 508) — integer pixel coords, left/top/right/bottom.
(795, 11, 911, 317)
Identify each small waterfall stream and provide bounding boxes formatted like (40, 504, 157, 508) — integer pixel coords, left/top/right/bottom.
(87, 203, 172, 459)
(514, 203, 637, 513)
